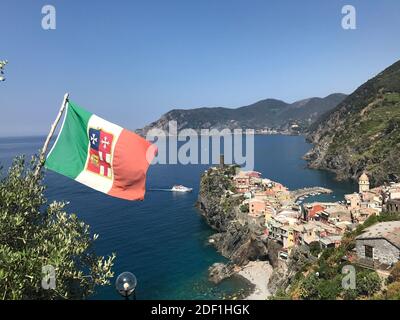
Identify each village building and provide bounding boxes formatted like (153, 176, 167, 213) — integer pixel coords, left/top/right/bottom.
(277, 208, 301, 220)
(264, 205, 275, 223)
(389, 186, 400, 200)
(253, 190, 272, 200)
(262, 178, 273, 188)
(233, 170, 263, 193)
(386, 199, 400, 213)
(344, 174, 383, 222)
(345, 193, 361, 211)
(248, 198, 266, 218)
(324, 205, 352, 223)
(353, 207, 379, 223)
(303, 202, 350, 224)
(355, 221, 400, 267)
(233, 171, 250, 193)
(334, 221, 353, 233)
(361, 191, 382, 209)
(303, 203, 325, 221)
(281, 225, 303, 250)
(301, 223, 323, 246)
(358, 172, 370, 193)
(303, 220, 342, 243)
(319, 235, 343, 249)
(380, 183, 398, 204)
(266, 215, 297, 244)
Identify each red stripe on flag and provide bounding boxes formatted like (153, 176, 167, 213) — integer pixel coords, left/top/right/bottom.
(108, 129, 157, 200)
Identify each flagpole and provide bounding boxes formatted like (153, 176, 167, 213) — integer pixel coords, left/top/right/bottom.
(34, 93, 69, 178)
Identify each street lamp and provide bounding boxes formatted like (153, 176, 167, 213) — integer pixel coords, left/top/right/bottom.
(115, 272, 137, 300)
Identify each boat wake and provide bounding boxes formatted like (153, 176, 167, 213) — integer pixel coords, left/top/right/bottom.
(149, 185, 193, 193)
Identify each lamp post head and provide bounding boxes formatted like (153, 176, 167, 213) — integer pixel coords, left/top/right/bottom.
(115, 272, 137, 298)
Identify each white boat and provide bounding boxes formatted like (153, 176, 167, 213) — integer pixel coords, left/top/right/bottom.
(171, 185, 193, 192)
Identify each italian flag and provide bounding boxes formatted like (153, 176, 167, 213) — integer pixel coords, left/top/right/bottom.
(45, 100, 157, 201)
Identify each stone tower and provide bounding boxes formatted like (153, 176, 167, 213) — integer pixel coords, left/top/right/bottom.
(359, 172, 370, 193)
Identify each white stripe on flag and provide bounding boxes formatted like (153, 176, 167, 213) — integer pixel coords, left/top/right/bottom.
(75, 114, 123, 194)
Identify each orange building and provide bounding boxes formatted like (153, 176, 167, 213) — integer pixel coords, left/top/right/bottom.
(249, 198, 266, 217)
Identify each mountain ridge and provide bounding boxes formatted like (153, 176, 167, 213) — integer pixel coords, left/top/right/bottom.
(138, 93, 347, 135)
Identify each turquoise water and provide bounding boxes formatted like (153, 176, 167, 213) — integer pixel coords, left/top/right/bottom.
(0, 135, 356, 299)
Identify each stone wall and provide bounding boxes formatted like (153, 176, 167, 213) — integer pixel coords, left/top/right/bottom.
(356, 238, 400, 265)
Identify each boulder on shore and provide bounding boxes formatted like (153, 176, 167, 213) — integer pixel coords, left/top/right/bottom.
(208, 263, 234, 284)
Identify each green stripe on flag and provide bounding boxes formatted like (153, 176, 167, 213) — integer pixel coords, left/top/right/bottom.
(45, 101, 92, 179)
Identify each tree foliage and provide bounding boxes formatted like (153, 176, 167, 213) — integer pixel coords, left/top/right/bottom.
(356, 271, 381, 297)
(239, 204, 249, 213)
(299, 273, 319, 299)
(0, 156, 115, 299)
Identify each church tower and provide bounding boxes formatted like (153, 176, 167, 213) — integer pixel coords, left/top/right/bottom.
(358, 172, 370, 193)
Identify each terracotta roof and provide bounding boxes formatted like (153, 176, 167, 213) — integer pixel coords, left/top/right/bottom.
(308, 204, 325, 218)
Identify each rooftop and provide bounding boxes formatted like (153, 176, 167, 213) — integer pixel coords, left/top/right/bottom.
(356, 221, 400, 248)
(387, 199, 400, 205)
(320, 235, 343, 246)
(359, 172, 369, 182)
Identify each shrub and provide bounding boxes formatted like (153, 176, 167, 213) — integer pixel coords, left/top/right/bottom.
(388, 262, 400, 284)
(299, 273, 320, 300)
(0, 156, 115, 299)
(356, 271, 381, 297)
(384, 281, 400, 300)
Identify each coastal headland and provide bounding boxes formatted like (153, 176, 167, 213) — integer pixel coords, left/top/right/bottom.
(196, 164, 332, 299)
(196, 161, 398, 299)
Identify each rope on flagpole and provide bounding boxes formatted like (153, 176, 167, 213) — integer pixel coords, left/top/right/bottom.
(34, 93, 70, 178)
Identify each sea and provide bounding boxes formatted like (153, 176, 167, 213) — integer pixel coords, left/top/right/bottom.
(0, 134, 356, 300)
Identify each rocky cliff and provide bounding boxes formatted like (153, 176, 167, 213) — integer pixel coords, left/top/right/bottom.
(196, 165, 316, 294)
(268, 246, 316, 295)
(196, 166, 268, 267)
(305, 59, 400, 186)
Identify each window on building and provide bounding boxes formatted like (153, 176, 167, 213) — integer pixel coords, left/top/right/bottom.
(364, 245, 374, 259)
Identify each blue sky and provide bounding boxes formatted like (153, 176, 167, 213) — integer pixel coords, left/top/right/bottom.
(1, 0, 399, 136)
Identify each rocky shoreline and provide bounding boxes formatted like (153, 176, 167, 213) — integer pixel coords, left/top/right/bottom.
(238, 261, 273, 300)
(196, 165, 299, 299)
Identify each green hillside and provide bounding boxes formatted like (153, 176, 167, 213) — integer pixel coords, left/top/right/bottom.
(306, 60, 400, 185)
(139, 94, 346, 134)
